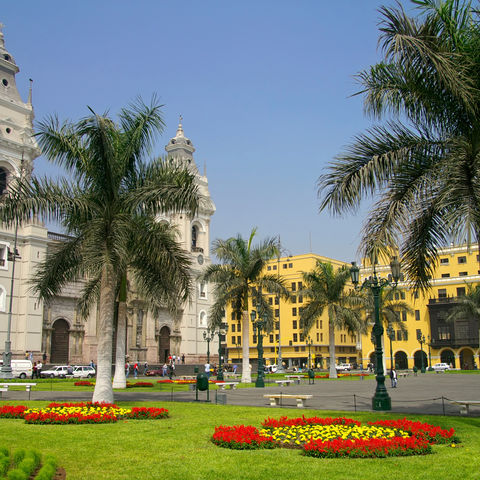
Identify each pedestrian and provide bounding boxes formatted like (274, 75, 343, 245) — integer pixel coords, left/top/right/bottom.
(205, 361, 210, 379)
(233, 364, 238, 374)
(28, 351, 33, 362)
(125, 362, 130, 378)
(181, 354, 185, 364)
(162, 363, 168, 377)
(32, 362, 37, 379)
(143, 361, 148, 375)
(89, 360, 95, 369)
(42, 352, 47, 362)
(389, 368, 397, 388)
(37, 360, 43, 378)
(67, 364, 73, 375)
(134, 362, 138, 378)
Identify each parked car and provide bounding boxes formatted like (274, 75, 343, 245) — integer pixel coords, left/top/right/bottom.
(432, 362, 450, 371)
(0, 360, 32, 379)
(73, 365, 96, 378)
(40, 365, 70, 378)
(335, 363, 352, 372)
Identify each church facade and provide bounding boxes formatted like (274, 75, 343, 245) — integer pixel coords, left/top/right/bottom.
(0, 26, 217, 367)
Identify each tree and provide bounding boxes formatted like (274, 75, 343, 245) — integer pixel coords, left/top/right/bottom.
(299, 261, 365, 379)
(317, 0, 480, 291)
(201, 229, 289, 383)
(0, 97, 198, 403)
(446, 283, 480, 367)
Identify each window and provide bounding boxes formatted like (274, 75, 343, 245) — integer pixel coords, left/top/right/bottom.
(298, 282, 303, 290)
(283, 264, 287, 269)
(441, 273, 450, 278)
(191, 225, 198, 248)
(273, 265, 277, 270)
(400, 291, 405, 300)
(415, 310, 420, 321)
(269, 334, 274, 343)
(413, 291, 419, 299)
(438, 326, 450, 340)
(275, 322, 279, 330)
(292, 307, 297, 316)
(231, 311, 235, 320)
(401, 311, 407, 321)
(395, 292, 400, 300)
(231, 336, 236, 344)
(289, 263, 293, 268)
(403, 330, 408, 341)
(292, 320, 297, 329)
(293, 333, 298, 342)
(268, 297, 273, 305)
(199, 311, 207, 327)
(275, 334, 279, 342)
(0, 244, 6, 268)
(458, 256, 467, 264)
(396, 330, 402, 341)
(416, 329, 422, 340)
(457, 287, 466, 296)
(459, 271, 468, 276)
(438, 288, 447, 299)
(274, 297, 279, 305)
(291, 282, 296, 291)
(316, 332, 319, 341)
(237, 322, 241, 332)
(291, 295, 296, 304)
(252, 335, 256, 344)
(298, 295, 303, 303)
(440, 258, 449, 265)
(267, 266, 271, 271)
(299, 333, 304, 342)
(231, 324, 236, 333)
(294, 346, 299, 352)
(199, 282, 207, 299)
(0, 168, 7, 195)
(299, 307, 304, 315)
(320, 333, 323, 342)
(275, 309, 279, 318)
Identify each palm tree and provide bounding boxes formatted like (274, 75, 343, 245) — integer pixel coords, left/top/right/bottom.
(0, 97, 198, 403)
(317, 0, 480, 291)
(446, 284, 480, 367)
(201, 229, 289, 383)
(299, 261, 365, 379)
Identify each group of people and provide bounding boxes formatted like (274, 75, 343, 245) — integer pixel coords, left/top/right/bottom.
(31, 361, 43, 378)
(125, 361, 149, 378)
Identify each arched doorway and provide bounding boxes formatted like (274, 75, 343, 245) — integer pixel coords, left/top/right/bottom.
(394, 351, 408, 370)
(50, 319, 69, 364)
(158, 326, 170, 363)
(459, 348, 474, 369)
(0, 167, 8, 194)
(440, 349, 456, 368)
(413, 350, 428, 370)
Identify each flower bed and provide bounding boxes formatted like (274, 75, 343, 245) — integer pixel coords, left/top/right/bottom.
(74, 381, 94, 386)
(212, 416, 458, 458)
(126, 382, 154, 388)
(0, 402, 169, 425)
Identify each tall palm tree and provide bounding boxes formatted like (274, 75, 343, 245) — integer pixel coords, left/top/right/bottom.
(201, 229, 289, 383)
(317, 0, 480, 291)
(0, 97, 198, 403)
(446, 283, 480, 367)
(299, 261, 365, 379)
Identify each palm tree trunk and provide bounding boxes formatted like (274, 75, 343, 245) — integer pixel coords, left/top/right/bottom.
(241, 310, 251, 383)
(329, 321, 338, 379)
(92, 264, 117, 403)
(112, 300, 127, 389)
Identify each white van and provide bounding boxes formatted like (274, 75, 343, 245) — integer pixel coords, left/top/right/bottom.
(0, 359, 33, 378)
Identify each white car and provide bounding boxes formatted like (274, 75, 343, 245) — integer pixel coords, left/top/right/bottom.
(73, 366, 96, 378)
(432, 363, 450, 371)
(335, 363, 352, 372)
(40, 365, 71, 378)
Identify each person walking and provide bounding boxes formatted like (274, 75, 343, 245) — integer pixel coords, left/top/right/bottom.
(162, 363, 168, 377)
(125, 362, 130, 378)
(31, 362, 37, 379)
(37, 361, 43, 378)
(134, 362, 138, 379)
(390, 368, 398, 388)
(143, 361, 148, 375)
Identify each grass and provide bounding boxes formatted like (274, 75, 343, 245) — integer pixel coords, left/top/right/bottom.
(2, 400, 479, 480)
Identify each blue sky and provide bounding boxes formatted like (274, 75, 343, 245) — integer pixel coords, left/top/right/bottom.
(2, 0, 412, 262)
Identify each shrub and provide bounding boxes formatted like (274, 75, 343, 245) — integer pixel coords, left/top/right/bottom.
(35, 454, 58, 480)
(12, 450, 25, 466)
(7, 469, 27, 480)
(0, 455, 10, 476)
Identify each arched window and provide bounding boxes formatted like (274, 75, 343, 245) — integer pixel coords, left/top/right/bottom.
(192, 225, 198, 248)
(0, 168, 8, 195)
(199, 310, 207, 327)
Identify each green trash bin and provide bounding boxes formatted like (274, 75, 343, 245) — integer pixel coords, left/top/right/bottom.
(307, 368, 315, 384)
(196, 372, 208, 391)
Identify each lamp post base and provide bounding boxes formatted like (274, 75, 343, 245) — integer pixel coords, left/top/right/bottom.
(372, 393, 391, 411)
(255, 376, 265, 388)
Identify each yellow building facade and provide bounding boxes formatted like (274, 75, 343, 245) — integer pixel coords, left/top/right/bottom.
(224, 245, 480, 370)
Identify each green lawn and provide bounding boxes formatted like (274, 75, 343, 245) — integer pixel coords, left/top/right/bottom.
(2, 401, 479, 480)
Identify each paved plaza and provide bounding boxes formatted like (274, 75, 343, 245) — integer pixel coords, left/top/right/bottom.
(3, 373, 480, 416)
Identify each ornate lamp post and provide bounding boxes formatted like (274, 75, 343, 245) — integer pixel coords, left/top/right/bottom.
(216, 324, 228, 381)
(306, 336, 313, 369)
(250, 308, 267, 388)
(386, 324, 395, 370)
(418, 332, 426, 373)
(0, 220, 20, 379)
(427, 335, 433, 371)
(350, 256, 401, 411)
(203, 329, 214, 366)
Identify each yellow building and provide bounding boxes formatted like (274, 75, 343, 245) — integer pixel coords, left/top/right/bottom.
(225, 253, 360, 369)
(224, 245, 480, 371)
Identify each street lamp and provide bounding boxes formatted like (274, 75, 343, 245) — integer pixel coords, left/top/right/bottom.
(203, 329, 214, 366)
(0, 220, 20, 379)
(427, 335, 433, 371)
(306, 336, 313, 369)
(216, 324, 228, 381)
(350, 256, 401, 411)
(386, 324, 395, 370)
(417, 332, 426, 373)
(250, 308, 267, 388)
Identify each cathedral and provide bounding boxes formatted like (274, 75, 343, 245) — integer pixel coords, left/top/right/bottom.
(0, 25, 217, 366)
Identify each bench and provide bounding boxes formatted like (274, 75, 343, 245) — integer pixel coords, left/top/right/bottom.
(398, 372, 409, 378)
(449, 400, 480, 415)
(264, 394, 313, 408)
(285, 375, 304, 384)
(0, 383, 37, 399)
(275, 380, 293, 387)
(216, 382, 239, 390)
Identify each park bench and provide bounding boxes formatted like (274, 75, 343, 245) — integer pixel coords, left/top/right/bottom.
(397, 372, 409, 378)
(449, 400, 480, 415)
(216, 382, 239, 390)
(0, 383, 37, 399)
(275, 380, 293, 387)
(264, 394, 313, 408)
(285, 375, 304, 384)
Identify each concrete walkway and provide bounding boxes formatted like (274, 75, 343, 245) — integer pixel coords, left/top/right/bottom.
(3, 373, 480, 416)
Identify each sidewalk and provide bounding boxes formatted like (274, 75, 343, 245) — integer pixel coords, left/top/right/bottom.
(3, 373, 479, 416)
